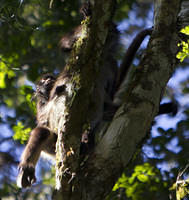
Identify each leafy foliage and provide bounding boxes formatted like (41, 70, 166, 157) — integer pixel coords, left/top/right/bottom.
(0, 0, 189, 199)
(176, 182, 189, 200)
(13, 121, 31, 144)
(0, 57, 15, 89)
(108, 163, 168, 200)
(177, 26, 189, 62)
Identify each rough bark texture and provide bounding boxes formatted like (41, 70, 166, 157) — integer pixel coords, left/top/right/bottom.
(178, 0, 189, 29)
(51, 0, 117, 199)
(52, 0, 182, 199)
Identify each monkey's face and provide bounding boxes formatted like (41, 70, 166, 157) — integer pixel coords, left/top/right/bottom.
(35, 74, 56, 100)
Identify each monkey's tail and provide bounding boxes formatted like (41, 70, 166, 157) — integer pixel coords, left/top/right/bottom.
(116, 27, 153, 91)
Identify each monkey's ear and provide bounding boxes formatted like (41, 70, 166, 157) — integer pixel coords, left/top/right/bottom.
(17, 164, 36, 188)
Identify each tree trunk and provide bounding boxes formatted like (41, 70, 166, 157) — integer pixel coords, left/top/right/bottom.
(52, 0, 182, 199)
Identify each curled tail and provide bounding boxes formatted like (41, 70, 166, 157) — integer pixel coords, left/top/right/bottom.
(115, 27, 153, 91)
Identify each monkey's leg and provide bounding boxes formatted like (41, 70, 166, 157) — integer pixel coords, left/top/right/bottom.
(158, 102, 178, 116)
(17, 127, 52, 188)
(103, 102, 178, 121)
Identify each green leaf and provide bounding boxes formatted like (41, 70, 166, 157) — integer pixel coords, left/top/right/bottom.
(13, 121, 31, 144)
(0, 57, 15, 88)
(177, 26, 189, 62)
(180, 26, 189, 35)
(137, 174, 148, 182)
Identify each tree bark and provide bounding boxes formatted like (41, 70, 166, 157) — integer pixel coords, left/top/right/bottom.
(178, 0, 189, 29)
(52, 0, 182, 199)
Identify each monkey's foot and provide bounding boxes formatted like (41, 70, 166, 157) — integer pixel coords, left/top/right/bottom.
(17, 164, 36, 188)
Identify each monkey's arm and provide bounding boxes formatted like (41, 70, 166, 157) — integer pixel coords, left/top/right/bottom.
(17, 127, 55, 188)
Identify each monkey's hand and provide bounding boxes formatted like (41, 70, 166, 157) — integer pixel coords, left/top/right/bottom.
(17, 163, 36, 188)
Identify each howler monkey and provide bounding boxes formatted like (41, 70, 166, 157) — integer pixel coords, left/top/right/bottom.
(17, 4, 177, 188)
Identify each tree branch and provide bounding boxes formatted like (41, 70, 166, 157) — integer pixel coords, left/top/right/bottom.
(52, 0, 182, 199)
(50, 0, 116, 199)
(74, 0, 181, 199)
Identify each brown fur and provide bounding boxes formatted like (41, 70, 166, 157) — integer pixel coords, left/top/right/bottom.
(17, 127, 56, 188)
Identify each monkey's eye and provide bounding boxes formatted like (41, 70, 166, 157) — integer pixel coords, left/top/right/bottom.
(44, 78, 53, 85)
(55, 85, 66, 95)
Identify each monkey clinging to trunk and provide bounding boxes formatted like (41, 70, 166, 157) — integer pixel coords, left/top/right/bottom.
(17, 3, 177, 188)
